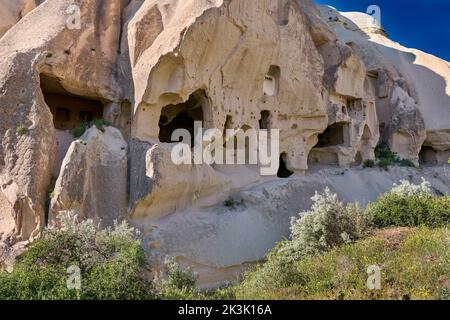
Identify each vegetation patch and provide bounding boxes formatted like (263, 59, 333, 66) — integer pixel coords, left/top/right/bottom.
(228, 181, 449, 300)
(16, 124, 28, 136)
(1, 180, 448, 301)
(363, 159, 375, 168)
(0, 213, 154, 300)
(71, 122, 89, 138)
(71, 119, 112, 138)
(374, 143, 416, 170)
(368, 180, 450, 228)
(234, 227, 449, 300)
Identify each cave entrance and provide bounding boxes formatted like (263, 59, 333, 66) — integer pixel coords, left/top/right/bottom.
(39, 74, 105, 177)
(40, 74, 104, 130)
(158, 90, 205, 145)
(308, 150, 339, 166)
(419, 146, 438, 166)
(277, 153, 294, 178)
(316, 123, 349, 147)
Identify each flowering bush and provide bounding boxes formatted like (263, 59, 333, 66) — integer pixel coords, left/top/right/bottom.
(284, 188, 370, 261)
(368, 179, 449, 228)
(235, 188, 371, 292)
(390, 179, 432, 197)
(0, 212, 154, 300)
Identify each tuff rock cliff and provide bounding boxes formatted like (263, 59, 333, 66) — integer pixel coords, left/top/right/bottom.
(0, 0, 448, 286)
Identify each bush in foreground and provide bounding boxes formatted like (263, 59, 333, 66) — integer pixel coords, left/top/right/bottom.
(0, 213, 154, 300)
(232, 188, 372, 291)
(235, 227, 450, 300)
(232, 180, 449, 300)
(368, 179, 450, 228)
(284, 188, 371, 261)
(154, 258, 203, 300)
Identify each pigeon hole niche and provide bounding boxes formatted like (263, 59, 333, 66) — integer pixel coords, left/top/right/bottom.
(39, 74, 106, 177)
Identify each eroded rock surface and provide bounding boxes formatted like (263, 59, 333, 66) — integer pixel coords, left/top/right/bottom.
(0, 0, 136, 252)
(319, 5, 450, 164)
(0, 0, 449, 286)
(49, 127, 128, 227)
(0, 0, 44, 38)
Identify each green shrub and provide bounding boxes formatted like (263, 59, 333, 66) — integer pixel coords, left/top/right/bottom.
(368, 180, 450, 228)
(157, 258, 196, 291)
(363, 160, 375, 168)
(224, 198, 239, 208)
(155, 258, 201, 300)
(71, 119, 112, 138)
(374, 143, 416, 169)
(398, 159, 415, 167)
(285, 188, 370, 260)
(237, 244, 304, 292)
(378, 158, 392, 170)
(71, 122, 89, 138)
(236, 227, 450, 300)
(16, 124, 28, 136)
(0, 212, 154, 300)
(93, 119, 112, 132)
(375, 143, 397, 166)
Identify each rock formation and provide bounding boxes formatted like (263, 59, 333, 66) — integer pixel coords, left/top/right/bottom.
(0, 0, 44, 38)
(0, 0, 449, 284)
(318, 5, 450, 164)
(49, 126, 128, 228)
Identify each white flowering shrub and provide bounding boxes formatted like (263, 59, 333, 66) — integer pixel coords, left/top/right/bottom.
(368, 179, 449, 228)
(390, 178, 432, 197)
(237, 188, 370, 291)
(283, 188, 368, 261)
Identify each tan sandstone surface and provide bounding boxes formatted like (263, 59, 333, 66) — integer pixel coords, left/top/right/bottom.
(0, 0, 449, 285)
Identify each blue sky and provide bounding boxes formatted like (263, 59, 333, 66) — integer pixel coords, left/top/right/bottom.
(313, 0, 450, 62)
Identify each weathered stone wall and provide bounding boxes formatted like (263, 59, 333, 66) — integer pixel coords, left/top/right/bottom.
(0, 0, 448, 285)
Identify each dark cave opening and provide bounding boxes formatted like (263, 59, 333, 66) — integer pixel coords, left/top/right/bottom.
(316, 123, 349, 147)
(419, 146, 438, 166)
(158, 90, 206, 145)
(277, 153, 294, 178)
(40, 74, 105, 130)
(259, 110, 271, 130)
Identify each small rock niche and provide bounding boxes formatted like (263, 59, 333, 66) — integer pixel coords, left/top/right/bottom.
(263, 65, 280, 96)
(277, 152, 294, 178)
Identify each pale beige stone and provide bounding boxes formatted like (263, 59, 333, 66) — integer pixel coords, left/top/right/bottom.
(0, 0, 449, 287)
(50, 127, 128, 227)
(0, 0, 43, 39)
(318, 5, 450, 164)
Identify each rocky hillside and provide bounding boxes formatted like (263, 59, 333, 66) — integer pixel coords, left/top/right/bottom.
(0, 0, 449, 287)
